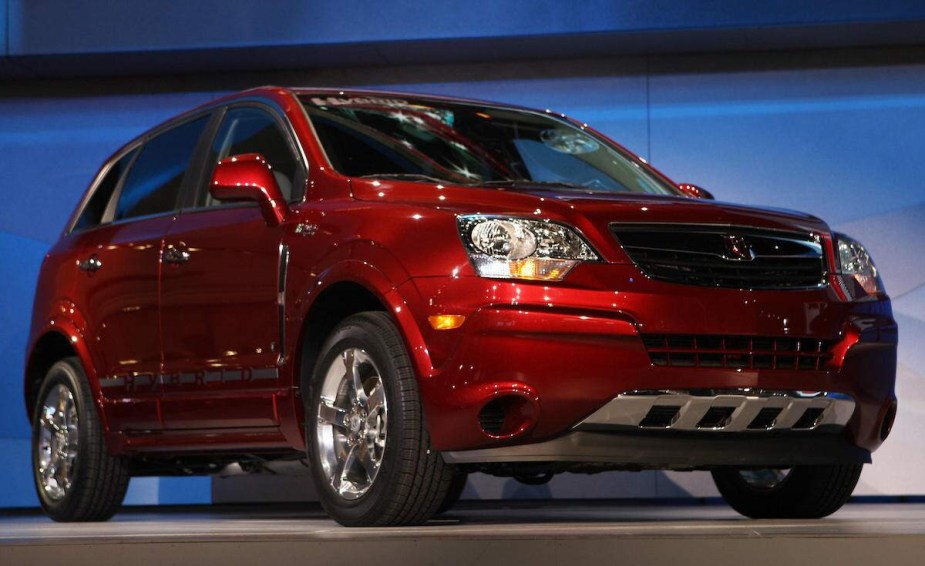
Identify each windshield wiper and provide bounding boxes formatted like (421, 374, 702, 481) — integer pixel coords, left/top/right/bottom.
(359, 173, 456, 184)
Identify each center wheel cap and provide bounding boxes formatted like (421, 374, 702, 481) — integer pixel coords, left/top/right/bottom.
(349, 411, 364, 434)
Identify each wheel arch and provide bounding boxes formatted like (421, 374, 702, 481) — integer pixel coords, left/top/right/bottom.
(24, 329, 81, 419)
(296, 280, 388, 393)
(292, 262, 434, 395)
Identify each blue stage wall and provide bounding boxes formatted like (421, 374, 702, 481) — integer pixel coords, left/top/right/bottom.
(2, 58, 924, 506)
(7, 0, 925, 57)
(2, 0, 925, 509)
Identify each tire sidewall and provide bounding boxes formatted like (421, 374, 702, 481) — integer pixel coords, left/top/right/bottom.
(305, 317, 413, 523)
(712, 464, 862, 518)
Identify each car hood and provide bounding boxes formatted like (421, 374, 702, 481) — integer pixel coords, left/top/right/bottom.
(350, 179, 831, 235)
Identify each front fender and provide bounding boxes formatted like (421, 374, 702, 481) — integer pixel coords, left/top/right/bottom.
(295, 258, 436, 381)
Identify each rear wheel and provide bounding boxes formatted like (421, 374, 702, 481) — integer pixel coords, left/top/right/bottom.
(437, 471, 469, 514)
(712, 464, 862, 518)
(32, 357, 129, 521)
(305, 312, 454, 526)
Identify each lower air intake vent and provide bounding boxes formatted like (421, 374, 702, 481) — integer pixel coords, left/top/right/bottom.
(697, 407, 735, 429)
(793, 407, 826, 429)
(643, 334, 834, 371)
(640, 406, 680, 428)
(748, 407, 783, 430)
(478, 402, 506, 436)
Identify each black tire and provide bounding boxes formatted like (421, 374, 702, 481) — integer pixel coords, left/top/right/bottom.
(437, 471, 469, 514)
(711, 464, 863, 519)
(32, 357, 129, 521)
(305, 312, 454, 526)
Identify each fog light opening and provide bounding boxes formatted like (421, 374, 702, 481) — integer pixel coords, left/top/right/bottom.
(477, 395, 535, 438)
(880, 401, 897, 441)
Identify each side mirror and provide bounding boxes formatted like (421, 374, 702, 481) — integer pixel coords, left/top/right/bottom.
(677, 183, 715, 200)
(209, 153, 288, 225)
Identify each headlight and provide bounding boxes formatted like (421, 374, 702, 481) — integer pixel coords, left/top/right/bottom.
(457, 215, 599, 281)
(834, 232, 885, 300)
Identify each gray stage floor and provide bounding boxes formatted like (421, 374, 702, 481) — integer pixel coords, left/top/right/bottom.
(2, 502, 924, 565)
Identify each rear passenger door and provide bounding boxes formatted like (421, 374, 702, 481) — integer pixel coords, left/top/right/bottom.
(158, 105, 305, 430)
(70, 115, 211, 432)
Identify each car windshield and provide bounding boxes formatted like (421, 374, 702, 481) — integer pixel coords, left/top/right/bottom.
(300, 94, 681, 195)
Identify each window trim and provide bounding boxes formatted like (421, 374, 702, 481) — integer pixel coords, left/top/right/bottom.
(66, 109, 217, 235)
(65, 142, 141, 236)
(109, 112, 215, 224)
(181, 101, 310, 215)
(66, 94, 313, 235)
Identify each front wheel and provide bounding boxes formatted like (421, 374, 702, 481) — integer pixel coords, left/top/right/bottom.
(305, 312, 454, 526)
(711, 464, 863, 518)
(32, 357, 129, 521)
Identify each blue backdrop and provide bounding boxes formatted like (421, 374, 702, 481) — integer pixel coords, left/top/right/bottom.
(1, 2, 924, 507)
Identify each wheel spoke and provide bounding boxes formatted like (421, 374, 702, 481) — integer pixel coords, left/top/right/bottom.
(366, 382, 385, 414)
(318, 400, 348, 429)
(335, 445, 359, 495)
(343, 350, 368, 405)
(44, 462, 58, 486)
(359, 444, 378, 483)
(57, 390, 67, 418)
(739, 468, 791, 489)
(41, 407, 61, 433)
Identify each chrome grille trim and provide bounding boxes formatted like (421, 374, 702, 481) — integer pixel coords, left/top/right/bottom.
(577, 389, 855, 432)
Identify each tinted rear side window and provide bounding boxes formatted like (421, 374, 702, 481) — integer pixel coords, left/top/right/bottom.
(73, 147, 137, 232)
(115, 116, 209, 220)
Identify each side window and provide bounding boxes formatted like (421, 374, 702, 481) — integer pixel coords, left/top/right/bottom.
(72, 148, 137, 232)
(115, 116, 209, 221)
(203, 107, 300, 207)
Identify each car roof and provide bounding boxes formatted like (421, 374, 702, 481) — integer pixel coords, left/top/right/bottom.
(285, 86, 534, 110)
(99, 85, 562, 177)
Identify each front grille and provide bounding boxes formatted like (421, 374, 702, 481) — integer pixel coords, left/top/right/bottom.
(642, 334, 834, 371)
(611, 225, 826, 289)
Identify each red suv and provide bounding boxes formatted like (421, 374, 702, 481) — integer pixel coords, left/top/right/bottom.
(26, 87, 898, 526)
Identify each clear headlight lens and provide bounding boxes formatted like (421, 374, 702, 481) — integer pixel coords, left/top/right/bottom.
(457, 215, 599, 281)
(834, 232, 885, 299)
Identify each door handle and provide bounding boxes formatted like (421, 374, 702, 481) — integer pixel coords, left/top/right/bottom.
(77, 255, 103, 273)
(163, 245, 190, 265)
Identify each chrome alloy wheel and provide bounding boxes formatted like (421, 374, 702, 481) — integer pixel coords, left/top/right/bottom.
(739, 468, 791, 490)
(37, 384, 79, 501)
(315, 348, 388, 500)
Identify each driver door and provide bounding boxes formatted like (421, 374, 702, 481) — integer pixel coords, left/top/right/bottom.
(158, 105, 305, 430)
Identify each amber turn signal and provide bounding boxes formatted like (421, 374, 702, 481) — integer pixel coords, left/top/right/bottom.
(428, 314, 466, 330)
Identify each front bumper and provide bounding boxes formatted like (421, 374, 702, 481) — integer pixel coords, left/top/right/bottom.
(442, 430, 870, 469)
(578, 390, 856, 432)
(404, 264, 898, 464)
